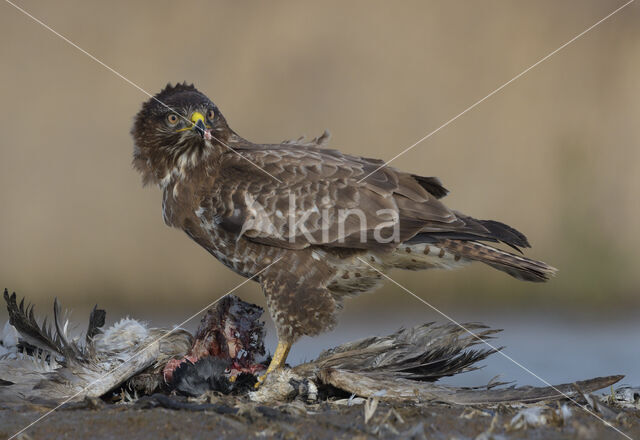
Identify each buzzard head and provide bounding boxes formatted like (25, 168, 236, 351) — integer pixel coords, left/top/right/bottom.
(131, 83, 231, 185)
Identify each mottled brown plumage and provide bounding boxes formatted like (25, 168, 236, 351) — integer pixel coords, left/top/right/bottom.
(131, 83, 556, 375)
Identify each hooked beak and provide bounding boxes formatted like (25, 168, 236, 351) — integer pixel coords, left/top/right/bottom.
(175, 111, 208, 138)
(190, 112, 206, 138)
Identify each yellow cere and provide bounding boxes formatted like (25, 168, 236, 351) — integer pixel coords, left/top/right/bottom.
(190, 111, 205, 124)
(175, 111, 207, 132)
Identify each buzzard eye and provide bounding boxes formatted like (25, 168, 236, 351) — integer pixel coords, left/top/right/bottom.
(167, 114, 179, 125)
(207, 110, 215, 121)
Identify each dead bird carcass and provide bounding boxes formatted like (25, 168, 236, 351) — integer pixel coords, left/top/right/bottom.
(0, 289, 623, 406)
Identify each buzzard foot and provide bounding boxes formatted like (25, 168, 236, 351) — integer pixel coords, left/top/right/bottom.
(255, 340, 291, 388)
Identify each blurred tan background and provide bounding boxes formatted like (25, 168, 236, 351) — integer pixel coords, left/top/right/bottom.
(1, 0, 639, 315)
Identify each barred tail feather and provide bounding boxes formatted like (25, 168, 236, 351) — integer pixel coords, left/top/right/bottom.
(440, 240, 557, 282)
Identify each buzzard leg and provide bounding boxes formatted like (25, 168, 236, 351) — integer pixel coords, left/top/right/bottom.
(256, 255, 337, 387)
(256, 340, 291, 387)
(267, 340, 292, 372)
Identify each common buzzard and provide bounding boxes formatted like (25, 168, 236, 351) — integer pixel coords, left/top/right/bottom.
(131, 83, 556, 382)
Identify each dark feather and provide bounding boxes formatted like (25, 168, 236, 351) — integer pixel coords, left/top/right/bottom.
(4, 289, 64, 357)
(412, 175, 449, 199)
(406, 214, 530, 253)
(440, 240, 557, 282)
(477, 219, 530, 249)
(85, 305, 106, 344)
(297, 323, 500, 382)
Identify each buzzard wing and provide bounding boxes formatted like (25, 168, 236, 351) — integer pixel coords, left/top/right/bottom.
(202, 144, 491, 251)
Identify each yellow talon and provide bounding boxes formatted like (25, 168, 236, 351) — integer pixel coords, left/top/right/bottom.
(254, 340, 292, 388)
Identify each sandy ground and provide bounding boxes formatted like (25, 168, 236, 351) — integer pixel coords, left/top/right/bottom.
(2, 395, 639, 440)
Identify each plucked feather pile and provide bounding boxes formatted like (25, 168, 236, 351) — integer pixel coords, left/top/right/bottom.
(0, 289, 621, 407)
